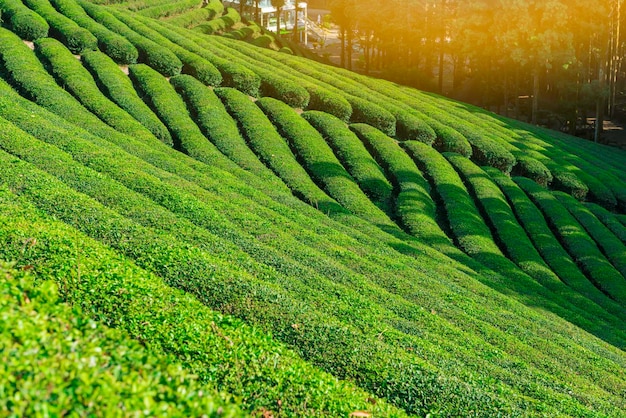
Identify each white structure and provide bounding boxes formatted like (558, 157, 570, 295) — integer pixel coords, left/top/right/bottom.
(230, 0, 308, 43)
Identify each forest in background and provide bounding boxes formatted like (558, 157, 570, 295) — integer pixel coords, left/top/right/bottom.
(329, 0, 623, 140)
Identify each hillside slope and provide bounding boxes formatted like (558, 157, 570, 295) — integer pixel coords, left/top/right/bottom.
(0, 0, 625, 416)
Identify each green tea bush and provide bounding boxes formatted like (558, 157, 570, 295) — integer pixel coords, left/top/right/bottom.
(258, 98, 393, 226)
(555, 192, 626, 279)
(216, 87, 342, 213)
(34, 38, 157, 143)
(0, 0, 49, 40)
(24, 0, 97, 53)
(349, 95, 396, 136)
(193, 7, 240, 34)
(136, 0, 202, 18)
(586, 202, 626, 245)
(136, 17, 259, 95)
(166, 6, 213, 28)
(303, 110, 393, 212)
(551, 168, 589, 200)
(50, 0, 138, 64)
(250, 34, 272, 47)
(171, 74, 286, 189)
(0, 263, 240, 417)
(486, 168, 626, 320)
(81, 51, 171, 144)
(278, 46, 293, 54)
(516, 177, 626, 305)
(512, 155, 553, 187)
(79, 0, 182, 76)
(429, 118, 472, 156)
(111, 9, 221, 85)
(394, 110, 436, 145)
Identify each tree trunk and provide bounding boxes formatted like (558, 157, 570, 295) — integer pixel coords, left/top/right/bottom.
(255, 0, 259, 22)
(276, 7, 282, 36)
(532, 66, 539, 125)
(347, 28, 353, 70)
(340, 27, 345, 68)
(293, 3, 299, 42)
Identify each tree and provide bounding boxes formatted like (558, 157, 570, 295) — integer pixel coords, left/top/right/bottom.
(271, 0, 285, 35)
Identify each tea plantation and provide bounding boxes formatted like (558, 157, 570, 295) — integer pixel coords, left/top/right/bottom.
(0, 0, 625, 416)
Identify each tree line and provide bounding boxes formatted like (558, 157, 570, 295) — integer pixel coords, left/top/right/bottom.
(329, 0, 623, 140)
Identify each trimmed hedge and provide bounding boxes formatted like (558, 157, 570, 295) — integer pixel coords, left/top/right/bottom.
(81, 50, 171, 144)
(34, 38, 158, 144)
(0, 0, 49, 40)
(50, 0, 138, 64)
(111, 9, 221, 86)
(23, 0, 97, 53)
(0, 262, 239, 416)
(258, 98, 393, 226)
(250, 34, 273, 48)
(193, 6, 239, 34)
(136, 0, 202, 18)
(170, 74, 286, 190)
(79, 0, 182, 76)
(551, 168, 589, 201)
(430, 118, 472, 156)
(305, 84, 352, 122)
(555, 192, 626, 280)
(166, 5, 216, 28)
(349, 125, 454, 249)
(349, 95, 396, 136)
(215, 87, 342, 214)
(486, 167, 626, 320)
(586, 202, 626, 245)
(303, 110, 393, 212)
(137, 17, 259, 95)
(515, 177, 626, 306)
(512, 155, 553, 187)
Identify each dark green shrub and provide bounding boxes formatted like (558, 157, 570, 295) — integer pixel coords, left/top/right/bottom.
(585, 202, 626, 245)
(171, 74, 285, 189)
(349, 96, 396, 136)
(431, 119, 472, 156)
(279, 46, 293, 54)
(512, 155, 553, 187)
(303, 110, 393, 212)
(111, 9, 221, 85)
(136, 17, 260, 95)
(79, 0, 182, 76)
(81, 50, 171, 144)
(515, 177, 626, 305)
(305, 85, 352, 121)
(34, 38, 157, 143)
(251, 34, 273, 48)
(551, 168, 589, 201)
(486, 167, 626, 320)
(50, 0, 138, 64)
(23, 0, 97, 53)
(136, 0, 203, 18)
(216, 87, 341, 213)
(166, 7, 213, 28)
(395, 111, 436, 144)
(0, 0, 50, 41)
(258, 98, 392, 226)
(555, 192, 626, 279)
(258, 70, 309, 108)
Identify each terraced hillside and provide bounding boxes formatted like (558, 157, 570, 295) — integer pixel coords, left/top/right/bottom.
(0, 0, 625, 416)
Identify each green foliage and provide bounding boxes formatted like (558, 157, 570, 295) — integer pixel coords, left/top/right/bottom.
(79, 0, 182, 76)
(512, 155, 553, 187)
(137, 18, 260, 95)
(23, 0, 97, 53)
(0, 0, 49, 40)
(170, 74, 286, 190)
(585, 202, 626, 245)
(515, 177, 626, 306)
(258, 98, 393, 226)
(302, 110, 393, 212)
(0, 262, 240, 417)
(349, 95, 396, 136)
(555, 192, 626, 280)
(111, 9, 221, 86)
(250, 34, 272, 47)
(215, 87, 341, 213)
(81, 50, 172, 144)
(278, 46, 293, 54)
(550, 168, 589, 201)
(34, 38, 158, 144)
(486, 167, 626, 321)
(50, 0, 138, 64)
(136, 0, 202, 19)
(193, 7, 240, 34)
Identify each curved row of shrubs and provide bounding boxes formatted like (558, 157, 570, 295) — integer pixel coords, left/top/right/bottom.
(34, 38, 157, 143)
(0, 0, 49, 40)
(258, 98, 394, 227)
(166, 0, 222, 28)
(192, 6, 240, 34)
(555, 192, 626, 279)
(303, 110, 393, 212)
(23, 0, 97, 53)
(586, 202, 626, 245)
(81, 50, 172, 144)
(349, 125, 453, 248)
(50, 0, 137, 63)
(515, 177, 626, 306)
(0, 261, 241, 417)
(111, 9, 221, 85)
(135, 0, 202, 18)
(171, 74, 287, 190)
(486, 168, 626, 321)
(215, 87, 343, 214)
(137, 17, 259, 95)
(79, 0, 181, 76)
